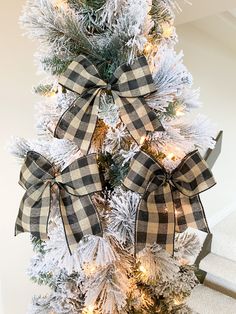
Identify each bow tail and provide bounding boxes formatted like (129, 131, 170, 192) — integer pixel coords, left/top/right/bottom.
(15, 183, 51, 240)
(115, 95, 164, 144)
(54, 90, 100, 155)
(59, 190, 103, 254)
(173, 189, 210, 233)
(135, 185, 175, 255)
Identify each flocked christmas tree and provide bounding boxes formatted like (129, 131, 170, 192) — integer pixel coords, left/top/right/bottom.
(11, 0, 218, 313)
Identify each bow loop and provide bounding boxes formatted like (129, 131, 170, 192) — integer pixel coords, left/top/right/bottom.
(123, 151, 163, 195)
(16, 182, 52, 241)
(171, 150, 216, 197)
(59, 55, 106, 95)
(111, 56, 156, 98)
(15, 152, 103, 254)
(56, 154, 102, 196)
(123, 150, 216, 254)
(19, 151, 54, 190)
(22, 182, 51, 210)
(151, 171, 172, 189)
(55, 55, 164, 155)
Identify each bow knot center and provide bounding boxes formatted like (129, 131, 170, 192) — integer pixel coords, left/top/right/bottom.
(50, 174, 60, 193)
(106, 83, 112, 91)
(162, 172, 172, 186)
(51, 178, 57, 184)
(52, 171, 60, 183)
(152, 171, 173, 188)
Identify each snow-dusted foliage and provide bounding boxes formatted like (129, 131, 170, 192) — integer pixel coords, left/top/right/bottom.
(103, 124, 129, 154)
(174, 231, 202, 263)
(137, 244, 180, 283)
(98, 94, 120, 128)
(148, 46, 193, 110)
(108, 188, 140, 244)
(9, 137, 79, 168)
(35, 88, 77, 136)
(83, 263, 130, 314)
(12, 0, 218, 313)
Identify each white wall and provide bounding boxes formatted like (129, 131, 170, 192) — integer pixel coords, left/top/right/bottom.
(176, 23, 236, 224)
(0, 2, 47, 314)
(0, 3, 236, 314)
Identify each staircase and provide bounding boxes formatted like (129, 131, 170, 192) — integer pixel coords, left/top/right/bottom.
(187, 210, 236, 313)
(188, 285, 236, 314)
(201, 210, 236, 298)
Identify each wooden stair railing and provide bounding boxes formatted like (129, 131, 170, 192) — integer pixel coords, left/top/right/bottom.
(204, 130, 223, 170)
(195, 131, 223, 283)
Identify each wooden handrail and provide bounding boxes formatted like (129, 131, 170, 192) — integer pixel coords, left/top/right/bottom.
(195, 130, 223, 282)
(204, 130, 223, 169)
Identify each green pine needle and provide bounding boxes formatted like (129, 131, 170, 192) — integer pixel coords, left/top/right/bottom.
(80, 0, 106, 10)
(33, 84, 54, 96)
(41, 56, 72, 76)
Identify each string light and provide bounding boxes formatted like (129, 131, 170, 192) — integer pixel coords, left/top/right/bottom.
(48, 91, 57, 97)
(176, 108, 185, 117)
(83, 305, 95, 314)
(144, 42, 154, 55)
(87, 305, 95, 313)
(179, 258, 189, 266)
(173, 296, 184, 306)
(140, 136, 146, 145)
(138, 263, 152, 283)
(83, 262, 97, 276)
(43, 82, 61, 98)
(167, 152, 175, 160)
(54, 0, 67, 9)
(139, 265, 147, 274)
(175, 209, 181, 217)
(162, 23, 173, 38)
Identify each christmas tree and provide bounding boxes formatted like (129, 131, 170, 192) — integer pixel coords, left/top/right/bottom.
(11, 0, 217, 313)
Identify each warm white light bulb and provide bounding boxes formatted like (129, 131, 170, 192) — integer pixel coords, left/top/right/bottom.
(54, 0, 67, 9)
(144, 42, 154, 55)
(88, 305, 95, 311)
(140, 136, 146, 145)
(167, 152, 174, 160)
(173, 297, 183, 306)
(176, 109, 185, 117)
(83, 262, 97, 276)
(162, 23, 173, 38)
(139, 265, 147, 273)
(83, 305, 95, 314)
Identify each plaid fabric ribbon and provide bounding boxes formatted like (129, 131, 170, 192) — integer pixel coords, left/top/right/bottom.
(55, 55, 164, 154)
(123, 150, 216, 254)
(15, 151, 103, 253)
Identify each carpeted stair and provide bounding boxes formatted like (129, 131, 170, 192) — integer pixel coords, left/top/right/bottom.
(188, 211, 236, 313)
(210, 210, 236, 263)
(200, 253, 236, 298)
(187, 285, 236, 314)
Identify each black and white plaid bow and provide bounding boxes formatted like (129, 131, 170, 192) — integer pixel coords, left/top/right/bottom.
(55, 55, 164, 154)
(15, 151, 103, 253)
(123, 150, 216, 254)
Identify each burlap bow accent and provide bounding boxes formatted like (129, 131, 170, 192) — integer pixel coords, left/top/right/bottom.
(123, 150, 216, 254)
(15, 151, 103, 253)
(55, 55, 164, 154)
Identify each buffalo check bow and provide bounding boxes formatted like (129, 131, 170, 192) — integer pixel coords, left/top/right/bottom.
(54, 55, 164, 154)
(15, 151, 103, 254)
(123, 150, 216, 254)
